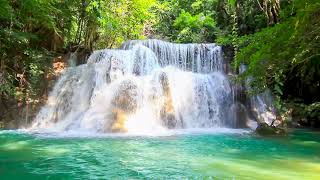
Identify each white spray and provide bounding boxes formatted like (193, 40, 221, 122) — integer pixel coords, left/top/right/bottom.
(31, 39, 236, 134)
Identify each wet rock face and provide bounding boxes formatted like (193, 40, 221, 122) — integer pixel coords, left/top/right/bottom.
(159, 72, 176, 129)
(231, 103, 250, 128)
(112, 80, 139, 113)
(255, 123, 286, 136)
(109, 80, 139, 132)
(237, 64, 278, 128)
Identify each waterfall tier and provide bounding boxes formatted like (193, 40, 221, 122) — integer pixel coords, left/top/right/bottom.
(31, 39, 237, 134)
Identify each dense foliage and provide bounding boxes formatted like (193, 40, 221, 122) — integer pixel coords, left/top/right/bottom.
(236, 1, 319, 98)
(233, 0, 320, 124)
(0, 0, 154, 102)
(151, 0, 219, 43)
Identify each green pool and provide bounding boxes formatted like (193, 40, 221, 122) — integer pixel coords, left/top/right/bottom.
(0, 129, 319, 179)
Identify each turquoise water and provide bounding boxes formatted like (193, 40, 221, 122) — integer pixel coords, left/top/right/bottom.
(0, 129, 320, 179)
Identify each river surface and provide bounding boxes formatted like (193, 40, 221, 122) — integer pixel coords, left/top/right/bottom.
(0, 129, 319, 179)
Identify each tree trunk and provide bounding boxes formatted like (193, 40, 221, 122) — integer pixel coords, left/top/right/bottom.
(257, 0, 281, 25)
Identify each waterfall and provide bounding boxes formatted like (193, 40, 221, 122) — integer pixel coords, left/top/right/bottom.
(239, 65, 276, 126)
(30, 39, 237, 134)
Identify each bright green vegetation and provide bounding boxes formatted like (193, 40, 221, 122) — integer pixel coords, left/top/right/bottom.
(1, 0, 319, 127)
(234, 1, 320, 122)
(0, 0, 155, 100)
(0, 130, 320, 179)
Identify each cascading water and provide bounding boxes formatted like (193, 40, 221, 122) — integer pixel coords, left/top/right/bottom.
(30, 39, 237, 134)
(239, 65, 276, 126)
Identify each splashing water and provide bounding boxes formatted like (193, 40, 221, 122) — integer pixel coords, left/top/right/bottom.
(30, 39, 236, 134)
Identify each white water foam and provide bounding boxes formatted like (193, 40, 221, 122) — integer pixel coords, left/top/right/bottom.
(30, 39, 238, 135)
